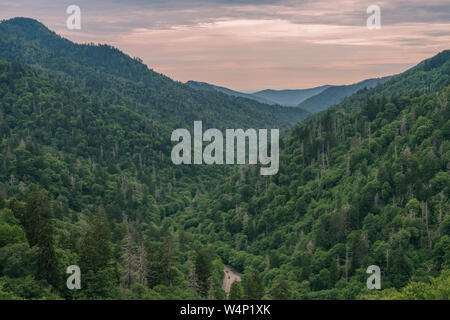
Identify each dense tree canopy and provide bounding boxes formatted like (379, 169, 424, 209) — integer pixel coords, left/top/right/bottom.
(0, 18, 448, 300)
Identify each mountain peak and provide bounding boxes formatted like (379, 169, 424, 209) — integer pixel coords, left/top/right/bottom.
(1, 17, 50, 32)
(2, 17, 44, 25)
(0, 17, 60, 43)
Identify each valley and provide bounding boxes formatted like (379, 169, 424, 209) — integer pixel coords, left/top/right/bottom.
(0, 17, 448, 301)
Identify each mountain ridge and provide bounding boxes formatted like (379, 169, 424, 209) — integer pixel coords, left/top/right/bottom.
(297, 76, 392, 113)
(186, 80, 278, 105)
(187, 77, 395, 113)
(253, 86, 332, 106)
(0, 17, 309, 130)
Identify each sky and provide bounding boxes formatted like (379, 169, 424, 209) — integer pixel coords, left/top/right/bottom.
(1, 0, 449, 92)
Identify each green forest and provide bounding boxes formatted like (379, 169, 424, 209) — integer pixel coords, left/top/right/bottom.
(0, 18, 448, 300)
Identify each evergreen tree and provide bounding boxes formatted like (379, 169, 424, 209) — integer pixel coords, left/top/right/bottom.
(79, 209, 113, 273)
(10, 189, 58, 287)
(243, 269, 264, 300)
(229, 281, 244, 300)
(79, 208, 119, 298)
(193, 246, 213, 297)
(272, 276, 291, 300)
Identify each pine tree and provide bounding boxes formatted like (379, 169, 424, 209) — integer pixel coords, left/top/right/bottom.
(79, 208, 112, 273)
(229, 281, 243, 300)
(243, 269, 264, 300)
(11, 189, 58, 286)
(161, 234, 176, 286)
(193, 246, 213, 297)
(79, 208, 119, 298)
(272, 276, 290, 300)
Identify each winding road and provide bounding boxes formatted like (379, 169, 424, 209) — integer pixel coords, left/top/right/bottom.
(222, 267, 241, 295)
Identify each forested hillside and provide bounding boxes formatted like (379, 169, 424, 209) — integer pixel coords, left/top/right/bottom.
(0, 17, 448, 300)
(336, 50, 450, 114)
(0, 17, 306, 300)
(0, 18, 309, 130)
(179, 51, 450, 299)
(0, 59, 236, 299)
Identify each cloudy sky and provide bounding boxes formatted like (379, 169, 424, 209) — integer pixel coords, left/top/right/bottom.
(1, 0, 449, 91)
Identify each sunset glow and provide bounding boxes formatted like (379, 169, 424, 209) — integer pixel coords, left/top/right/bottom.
(1, 0, 449, 91)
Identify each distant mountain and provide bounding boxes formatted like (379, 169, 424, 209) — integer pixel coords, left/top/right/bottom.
(186, 81, 334, 107)
(186, 81, 276, 105)
(297, 77, 391, 113)
(252, 86, 332, 107)
(188, 78, 395, 114)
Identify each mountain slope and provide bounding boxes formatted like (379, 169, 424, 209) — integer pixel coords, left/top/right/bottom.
(297, 77, 391, 113)
(334, 50, 450, 115)
(0, 58, 235, 300)
(0, 17, 309, 130)
(0, 17, 308, 301)
(181, 50, 450, 299)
